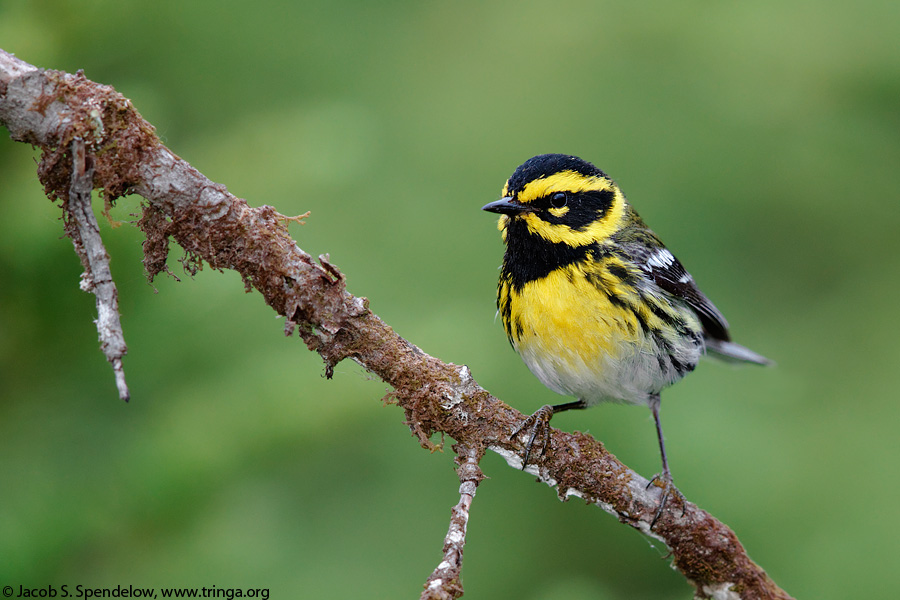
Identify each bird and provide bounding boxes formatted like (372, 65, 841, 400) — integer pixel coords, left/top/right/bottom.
(482, 153, 771, 525)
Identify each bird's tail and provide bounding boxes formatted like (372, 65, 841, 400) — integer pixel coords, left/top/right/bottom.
(705, 339, 774, 366)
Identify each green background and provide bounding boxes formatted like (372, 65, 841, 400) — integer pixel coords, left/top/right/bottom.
(2, 1, 898, 598)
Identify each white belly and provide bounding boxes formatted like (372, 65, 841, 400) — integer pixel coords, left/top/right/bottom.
(517, 330, 696, 406)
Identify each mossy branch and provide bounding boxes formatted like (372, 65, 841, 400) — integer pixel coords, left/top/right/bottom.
(0, 48, 792, 600)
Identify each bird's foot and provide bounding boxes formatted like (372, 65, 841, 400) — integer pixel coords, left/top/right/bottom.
(646, 471, 685, 528)
(510, 404, 555, 468)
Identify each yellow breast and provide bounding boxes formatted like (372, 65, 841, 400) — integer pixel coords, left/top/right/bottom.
(505, 265, 636, 358)
(500, 263, 664, 404)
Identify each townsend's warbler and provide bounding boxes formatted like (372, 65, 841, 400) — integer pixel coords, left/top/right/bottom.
(483, 154, 770, 523)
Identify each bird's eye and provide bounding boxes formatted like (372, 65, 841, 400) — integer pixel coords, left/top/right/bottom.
(550, 192, 567, 208)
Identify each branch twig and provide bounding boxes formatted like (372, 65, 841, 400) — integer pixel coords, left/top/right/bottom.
(65, 136, 130, 401)
(0, 48, 793, 600)
(421, 443, 485, 600)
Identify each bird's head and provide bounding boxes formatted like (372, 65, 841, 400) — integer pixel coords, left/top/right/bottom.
(483, 154, 627, 247)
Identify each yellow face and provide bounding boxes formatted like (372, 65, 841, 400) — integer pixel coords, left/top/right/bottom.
(497, 168, 628, 248)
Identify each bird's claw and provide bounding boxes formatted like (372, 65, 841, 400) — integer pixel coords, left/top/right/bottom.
(511, 405, 555, 468)
(647, 472, 686, 528)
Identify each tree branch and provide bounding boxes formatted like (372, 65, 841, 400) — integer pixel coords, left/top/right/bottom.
(0, 48, 793, 600)
(421, 443, 485, 600)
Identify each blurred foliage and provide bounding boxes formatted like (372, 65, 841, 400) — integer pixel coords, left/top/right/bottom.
(1, 0, 899, 598)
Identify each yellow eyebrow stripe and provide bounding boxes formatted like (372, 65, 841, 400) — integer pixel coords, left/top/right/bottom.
(518, 170, 613, 203)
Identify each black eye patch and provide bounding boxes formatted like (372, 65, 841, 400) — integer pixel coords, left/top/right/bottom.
(538, 189, 615, 230)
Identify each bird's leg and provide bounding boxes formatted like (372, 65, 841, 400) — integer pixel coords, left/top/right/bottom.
(647, 394, 685, 527)
(511, 400, 587, 467)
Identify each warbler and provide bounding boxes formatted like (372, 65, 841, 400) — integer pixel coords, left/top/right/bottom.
(483, 154, 770, 523)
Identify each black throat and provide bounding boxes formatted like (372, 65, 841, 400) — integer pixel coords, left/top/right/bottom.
(501, 219, 594, 290)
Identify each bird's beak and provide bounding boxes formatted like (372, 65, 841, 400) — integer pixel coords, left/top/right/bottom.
(482, 196, 527, 215)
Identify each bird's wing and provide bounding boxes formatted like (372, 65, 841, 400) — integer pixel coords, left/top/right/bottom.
(626, 241, 732, 342)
